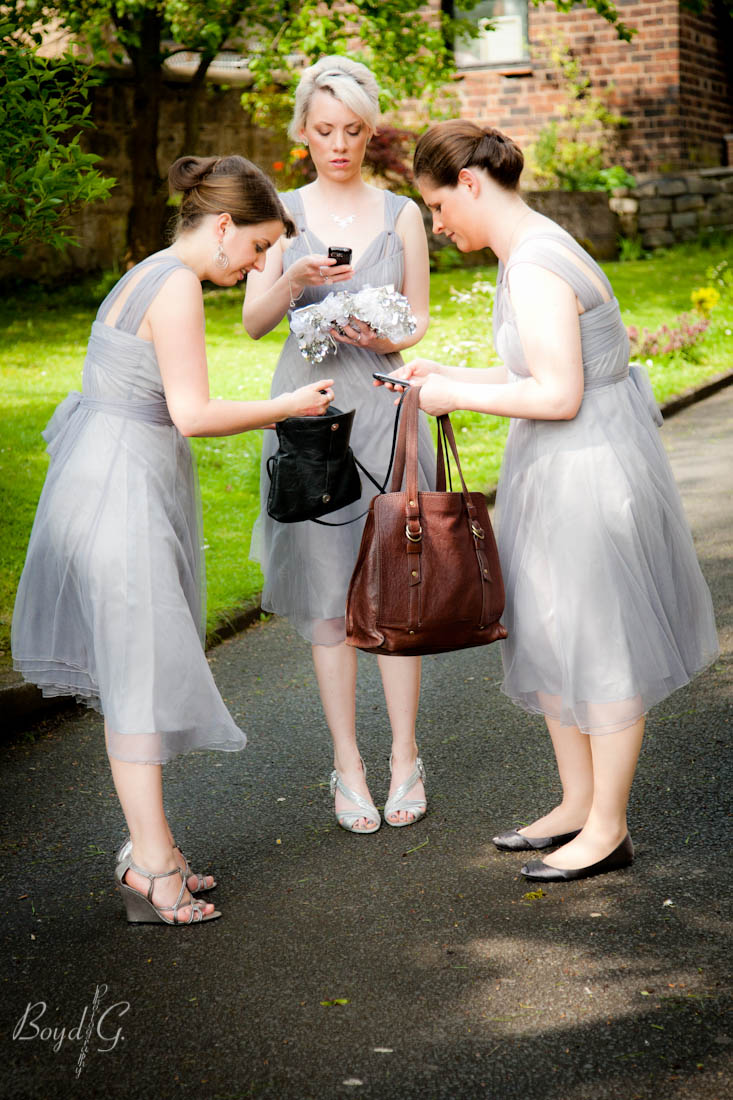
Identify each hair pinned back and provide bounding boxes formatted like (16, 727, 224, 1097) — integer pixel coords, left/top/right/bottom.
(413, 121, 524, 191)
(289, 55, 380, 141)
(168, 154, 296, 237)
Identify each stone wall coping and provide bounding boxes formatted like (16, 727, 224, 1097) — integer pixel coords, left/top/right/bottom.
(634, 167, 733, 185)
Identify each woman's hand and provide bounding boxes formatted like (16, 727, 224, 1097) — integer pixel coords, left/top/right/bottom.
(330, 318, 395, 355)
(400, 357, 447, 382)
(415, 373, 457, 417)
(288, 253, 353, 298)
(278, 379, 335, 419)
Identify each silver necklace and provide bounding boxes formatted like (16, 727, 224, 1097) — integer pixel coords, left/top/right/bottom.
(330, 212, 356, 230)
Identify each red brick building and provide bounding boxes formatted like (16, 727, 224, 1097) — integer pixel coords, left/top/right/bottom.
(431, 0, 733, 174)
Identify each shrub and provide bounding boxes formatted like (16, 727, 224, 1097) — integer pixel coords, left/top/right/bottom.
(527, 38, 634, 194)
(627, 313, 710, 359)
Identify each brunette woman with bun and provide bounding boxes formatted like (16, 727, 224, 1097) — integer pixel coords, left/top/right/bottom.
(12, 155, 335, 924)
(384, 121, 718, 881)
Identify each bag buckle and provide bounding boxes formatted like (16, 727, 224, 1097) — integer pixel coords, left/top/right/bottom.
(471, 522, 485, 539)
(405, 523, 422, 543)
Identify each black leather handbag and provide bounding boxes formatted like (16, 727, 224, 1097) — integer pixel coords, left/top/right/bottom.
(266, 406, 363, 523)
(266, 393, 408, 526)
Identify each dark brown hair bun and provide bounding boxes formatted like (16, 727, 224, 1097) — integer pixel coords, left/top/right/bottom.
(413, 121, 523, 191)
(168, 154, 296, 237)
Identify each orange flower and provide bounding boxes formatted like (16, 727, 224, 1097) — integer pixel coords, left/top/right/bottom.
(290, 147, 309, 160)
(272, 161, 285, 172)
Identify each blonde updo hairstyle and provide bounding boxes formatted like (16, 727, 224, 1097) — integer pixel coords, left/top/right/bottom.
(413, 121, 524, 192)
(289, 55, 381, 142)
(168, 154, 296, 237)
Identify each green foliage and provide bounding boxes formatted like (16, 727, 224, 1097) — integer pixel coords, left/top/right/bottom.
(240, 0, 456, 134)
(617, 236, 650, 263)
(0, 18, 115, 257)
(528, 38, 634, 193)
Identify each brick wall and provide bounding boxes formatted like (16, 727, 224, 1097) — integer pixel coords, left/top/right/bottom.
(678, 3, 733, 168)
(417, 0, 732, 175)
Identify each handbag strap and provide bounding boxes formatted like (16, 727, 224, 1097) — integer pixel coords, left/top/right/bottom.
(312, 386, 409, 526)
(390, 389, 494, 635)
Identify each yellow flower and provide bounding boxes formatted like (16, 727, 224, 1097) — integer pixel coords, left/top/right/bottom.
(690, 286, 720, 316)
(290, 147, 309, 160)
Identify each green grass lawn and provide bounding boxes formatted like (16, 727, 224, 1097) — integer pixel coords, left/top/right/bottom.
(1, 236, 731, 662)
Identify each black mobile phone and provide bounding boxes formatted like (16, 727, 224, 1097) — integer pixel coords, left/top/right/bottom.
(372, 371, 412, 388)
(328, 246, 352, 266)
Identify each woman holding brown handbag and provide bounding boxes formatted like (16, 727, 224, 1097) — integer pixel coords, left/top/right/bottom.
(384, 121, 719, 881)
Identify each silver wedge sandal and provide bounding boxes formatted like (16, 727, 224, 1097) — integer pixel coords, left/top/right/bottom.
(115, 859, 221, 925)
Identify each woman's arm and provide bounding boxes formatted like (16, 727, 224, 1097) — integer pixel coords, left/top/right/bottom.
(392, 359, 508, 387)
(332, 199, 430, 355)
(407, 263, 584, 421)
(243, 239, 353, 340)
(150, 269, 334, 436)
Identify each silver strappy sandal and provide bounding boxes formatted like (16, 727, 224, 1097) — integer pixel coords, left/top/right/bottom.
(115, 858, 221, 925)
(384, 755, 427, 827)
(116, 837, 216, 893)
(330, 760, 381, 834)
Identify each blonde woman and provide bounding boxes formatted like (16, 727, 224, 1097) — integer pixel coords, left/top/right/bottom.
(245, 57, 434, 833)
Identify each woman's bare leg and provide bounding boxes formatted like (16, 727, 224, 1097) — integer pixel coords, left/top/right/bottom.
(106, 725, 214, 918)
(542, 716, 645, 869)
(517, 715, 594, 837)
(378, 654, 424, 824)
(312, 642, 375, 830)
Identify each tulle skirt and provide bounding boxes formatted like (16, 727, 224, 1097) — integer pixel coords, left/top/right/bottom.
(495, 372, 719, 734)
(12, 395, 247, 763)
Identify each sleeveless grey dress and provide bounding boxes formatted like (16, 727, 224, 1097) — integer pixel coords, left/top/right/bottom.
(494, 229, 719, 734)
(251, 189, 435, 646)
(11, 253, 247, 764)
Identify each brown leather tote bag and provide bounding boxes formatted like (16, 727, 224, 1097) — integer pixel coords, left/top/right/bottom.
(345, 386, 507, 656)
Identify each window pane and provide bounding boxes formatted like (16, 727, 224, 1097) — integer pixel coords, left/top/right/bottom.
(455, 0, 529, 68)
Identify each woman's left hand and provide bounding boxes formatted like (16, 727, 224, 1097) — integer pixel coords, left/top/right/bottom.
(329, 319, 395, 356)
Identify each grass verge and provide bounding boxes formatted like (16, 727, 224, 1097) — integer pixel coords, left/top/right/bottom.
(1, 235, 731, 661)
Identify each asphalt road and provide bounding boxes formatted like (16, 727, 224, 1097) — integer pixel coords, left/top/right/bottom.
(2, 388, 731, 1100)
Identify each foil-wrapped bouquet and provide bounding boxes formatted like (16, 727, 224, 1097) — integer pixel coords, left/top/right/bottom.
(290, 284, 417, 363)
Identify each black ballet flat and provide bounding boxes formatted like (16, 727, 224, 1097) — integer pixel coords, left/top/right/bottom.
(520, 834, 634, 882)
(492, 827, 582, 852)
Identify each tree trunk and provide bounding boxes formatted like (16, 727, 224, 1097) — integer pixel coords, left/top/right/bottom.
(123, 10, 168, 264)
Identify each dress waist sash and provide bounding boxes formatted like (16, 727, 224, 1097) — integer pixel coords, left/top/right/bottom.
(584, 365, 662, 426)
(42, 390, 174, 452)
(79, 394, 173, 425)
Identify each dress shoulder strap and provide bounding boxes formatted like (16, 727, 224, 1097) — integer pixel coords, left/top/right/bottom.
(504, 232, 613, 311)
(96, 254, 189, 334)
(280, 190, 304, 226)
(384, 190, 410, 231)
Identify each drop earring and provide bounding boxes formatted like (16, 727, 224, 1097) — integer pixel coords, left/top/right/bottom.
(215, 241, 230, 270)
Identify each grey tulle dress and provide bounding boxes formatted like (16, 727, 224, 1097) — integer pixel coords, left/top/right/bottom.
(11, 252, 247, 764)
(251, 189, 435, 645)
(493, 228, 719, 734)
